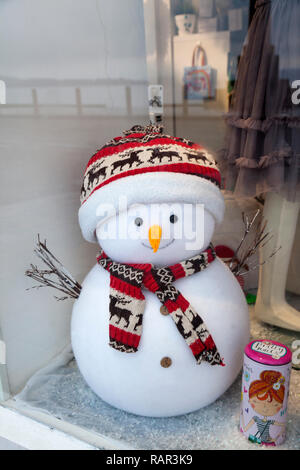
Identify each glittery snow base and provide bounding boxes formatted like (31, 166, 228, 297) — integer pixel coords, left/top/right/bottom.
(15, 312, 300, 450)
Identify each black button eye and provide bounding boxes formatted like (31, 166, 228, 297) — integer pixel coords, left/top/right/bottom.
(135, 217, 143, 227)
(170, 214, 178, 224)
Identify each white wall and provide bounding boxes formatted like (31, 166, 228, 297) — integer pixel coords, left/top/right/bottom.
(1, 0, 148, 115)
(0, 0, 149, 395)
(0, 0, 147, 80)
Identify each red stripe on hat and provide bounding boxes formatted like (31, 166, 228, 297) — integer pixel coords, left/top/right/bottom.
(85, 137, 204, 171)
(82, 163, 220, 205)
(123, 132, 161, 139)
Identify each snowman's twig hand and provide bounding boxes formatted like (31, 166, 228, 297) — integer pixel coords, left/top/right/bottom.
(230, 210, 280, 278)
(25, 236, 82, 300)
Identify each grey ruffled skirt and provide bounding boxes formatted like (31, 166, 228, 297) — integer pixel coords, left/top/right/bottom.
(219, 0, 300, 201)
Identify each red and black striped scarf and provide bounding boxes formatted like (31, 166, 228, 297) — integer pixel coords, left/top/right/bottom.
(97, 245, 224, 366)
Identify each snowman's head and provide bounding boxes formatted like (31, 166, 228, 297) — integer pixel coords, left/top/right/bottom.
(79, 126, 225, 251)
(96, 202, 215, 266)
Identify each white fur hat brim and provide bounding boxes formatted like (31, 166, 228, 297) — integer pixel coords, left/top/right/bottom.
(79, 172, 225, 243)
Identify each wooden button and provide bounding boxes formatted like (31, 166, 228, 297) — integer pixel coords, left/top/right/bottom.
(160, 356, 172, 368)
(160, 305, 169, 316)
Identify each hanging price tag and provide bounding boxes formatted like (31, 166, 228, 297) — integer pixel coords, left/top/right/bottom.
(0, 80, 6, 105)
(0, 340, 6, 365)
(148, 85, 163, 125)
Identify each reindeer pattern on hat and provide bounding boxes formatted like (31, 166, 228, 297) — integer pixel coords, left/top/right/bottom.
(80, 135, 219, 205)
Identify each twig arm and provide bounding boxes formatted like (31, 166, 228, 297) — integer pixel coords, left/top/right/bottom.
(25, 236, 82, 301)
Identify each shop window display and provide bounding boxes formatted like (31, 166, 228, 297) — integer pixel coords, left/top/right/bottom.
(0, 0, 298, 451)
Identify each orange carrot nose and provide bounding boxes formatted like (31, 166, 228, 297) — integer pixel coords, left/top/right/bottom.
(148, 225, 162, 253)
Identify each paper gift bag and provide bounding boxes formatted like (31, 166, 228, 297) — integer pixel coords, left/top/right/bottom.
(184, 44, 215, 100)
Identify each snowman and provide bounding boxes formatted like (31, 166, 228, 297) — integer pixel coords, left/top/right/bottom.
(72, 125, 249, 417)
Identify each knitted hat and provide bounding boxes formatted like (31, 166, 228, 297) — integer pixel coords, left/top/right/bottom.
(79, 125, 225, 242)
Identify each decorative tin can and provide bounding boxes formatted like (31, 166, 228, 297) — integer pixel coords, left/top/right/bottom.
(240, 339, 292, 447)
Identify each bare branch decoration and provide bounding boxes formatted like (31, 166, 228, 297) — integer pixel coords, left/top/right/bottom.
(25, 235, 82, 301)
(228, 209, 281, 278)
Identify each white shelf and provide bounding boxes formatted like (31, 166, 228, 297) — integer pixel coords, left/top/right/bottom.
(173, 31, 231, 43)
(0, 399, 133, 451)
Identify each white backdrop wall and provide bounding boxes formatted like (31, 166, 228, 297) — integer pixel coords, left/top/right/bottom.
(0, 0, 149, 394)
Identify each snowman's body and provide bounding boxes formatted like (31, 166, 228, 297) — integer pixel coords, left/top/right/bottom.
(72, 252, 249, 417)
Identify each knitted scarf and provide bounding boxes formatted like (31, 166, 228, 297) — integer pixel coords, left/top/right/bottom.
(97, 245, 224, 366)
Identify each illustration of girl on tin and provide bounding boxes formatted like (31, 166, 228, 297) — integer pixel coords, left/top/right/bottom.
(241, 370, 286, 446)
